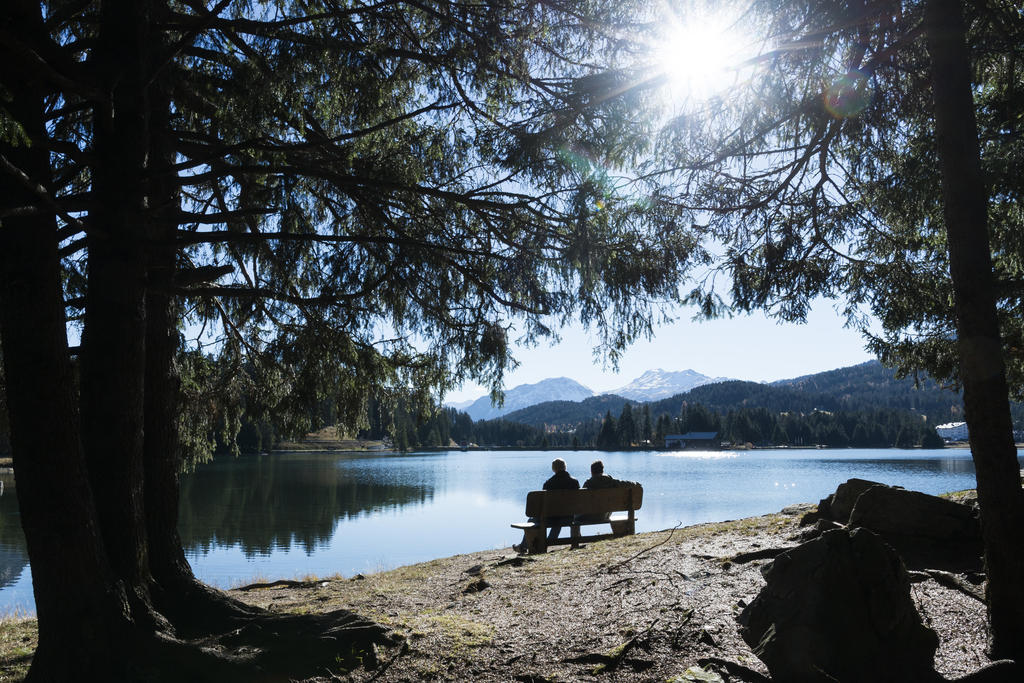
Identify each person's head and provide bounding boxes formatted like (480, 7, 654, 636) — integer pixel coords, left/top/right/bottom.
(590, 460, 604, 476)
(551, 458, 567, 473)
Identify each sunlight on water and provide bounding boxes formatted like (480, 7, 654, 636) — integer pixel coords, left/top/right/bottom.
(656, 450, 739, 459)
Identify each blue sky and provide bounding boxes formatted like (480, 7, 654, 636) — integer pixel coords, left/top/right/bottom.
(446, 298, 877, 404)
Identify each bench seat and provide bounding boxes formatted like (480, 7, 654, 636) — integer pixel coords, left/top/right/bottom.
(510, 486, 643, 554)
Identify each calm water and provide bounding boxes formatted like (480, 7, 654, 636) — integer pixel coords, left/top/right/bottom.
(0, 447, 1011, 613)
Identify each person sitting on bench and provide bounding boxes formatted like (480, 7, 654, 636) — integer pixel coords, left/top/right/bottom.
(576, 460, 640, 523)
(512, 458, 579, 553)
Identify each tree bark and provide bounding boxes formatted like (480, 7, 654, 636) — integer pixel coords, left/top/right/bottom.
(142, 59, 261, 633)
(925, 0, 1024, 662)
(0, 3, 134, 679)
(78, 0, 158, 621)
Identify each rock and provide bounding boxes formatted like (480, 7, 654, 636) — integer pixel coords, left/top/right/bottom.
(957, 490, 979, 508)
(796, 518, 840, 542)
(463, 578, 490, 594)
(799, 509, 822, 527)
(826, 478, 892, 523)
(949, 659, 1024, 682)
(813, 480, 983, 570)
(780, 502, 818, 516)
(671, 666, 724, 682)
(848, 484, 983, 570)
(740, 527, 940, 683)
(849, 485, 980, 540)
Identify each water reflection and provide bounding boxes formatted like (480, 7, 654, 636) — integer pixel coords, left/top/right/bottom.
(0, 474, 28, 593)
(178, 453, 434, 557)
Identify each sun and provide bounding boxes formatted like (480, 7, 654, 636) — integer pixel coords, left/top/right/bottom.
(652, 8, 751, 105)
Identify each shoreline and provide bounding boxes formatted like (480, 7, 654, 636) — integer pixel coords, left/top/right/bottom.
(0, 501, 992, 682)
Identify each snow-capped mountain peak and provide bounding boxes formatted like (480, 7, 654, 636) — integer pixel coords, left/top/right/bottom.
(458, 377, 595, 421)
(608, 368, 732, 402)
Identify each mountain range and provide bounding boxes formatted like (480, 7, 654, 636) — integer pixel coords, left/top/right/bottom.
(452, 368, 735, 421)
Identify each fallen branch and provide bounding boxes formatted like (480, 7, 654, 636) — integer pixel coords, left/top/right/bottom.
(698, 656, 772, 683)
(730, 547, 794, 564)
(601, 523, 681, 573)
(234, 579, 320, 592)
(582, 619, 659, 674)
(924, 569, 986, 604)
(364, 641, 410, 683)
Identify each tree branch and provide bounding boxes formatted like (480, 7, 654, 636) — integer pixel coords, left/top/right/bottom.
(0, 153, 99, 237)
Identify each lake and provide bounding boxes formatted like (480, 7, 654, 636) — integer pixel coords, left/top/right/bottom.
(0, 447, 1011, 613)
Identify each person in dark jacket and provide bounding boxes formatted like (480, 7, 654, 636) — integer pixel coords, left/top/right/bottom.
(577, 460, 640, 523)
(513, 458, 579, 553)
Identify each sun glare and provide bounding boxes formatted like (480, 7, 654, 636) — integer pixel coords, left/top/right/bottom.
(653, 8, 751, 106)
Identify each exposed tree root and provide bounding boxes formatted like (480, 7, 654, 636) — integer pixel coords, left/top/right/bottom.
(214, 607, 400, 679)
(145, 577, 400, 681)
(730, 547, 793, 564)
(152, 575, 264, 638)
(924, 570, 987, 604)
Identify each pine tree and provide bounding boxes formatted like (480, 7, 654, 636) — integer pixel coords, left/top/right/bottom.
(0, 0, 689, 677)
(617, 403, 637, 447)
(597, 410, 619, 449)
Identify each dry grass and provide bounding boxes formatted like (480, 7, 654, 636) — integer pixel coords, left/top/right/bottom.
(0, 507, 993, 682)
(229, 506, 990, 683)
(0, 617, 35, 682)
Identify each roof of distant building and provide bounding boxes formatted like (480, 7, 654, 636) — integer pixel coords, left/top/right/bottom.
(665, 432, 719, 440)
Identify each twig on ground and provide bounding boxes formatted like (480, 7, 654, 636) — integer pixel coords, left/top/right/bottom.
(924, 570, 986, 604)
(730, 547, 794, 564)
(600, 524, 681, 574)
(670, 609, 695, 649)
(698, 657, 772, 683)
(364, 641, 410, 683)
(235, 579, 318, 592)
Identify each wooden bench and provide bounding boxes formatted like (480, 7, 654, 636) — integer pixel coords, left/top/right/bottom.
(510, 486, 643, 554)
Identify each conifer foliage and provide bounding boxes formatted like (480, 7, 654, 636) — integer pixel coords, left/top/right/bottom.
(0, 0, 688, 679)
(641, 0, 1024, 661)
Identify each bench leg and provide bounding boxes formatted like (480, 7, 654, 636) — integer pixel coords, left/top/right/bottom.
(570, 524, 581, 549)
(610, 519, 635, 536)
(524, 528, 546, 554)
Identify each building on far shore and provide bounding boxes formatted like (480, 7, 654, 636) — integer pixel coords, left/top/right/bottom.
(936, 421, 969, 441)
(664, 432, 720, 449)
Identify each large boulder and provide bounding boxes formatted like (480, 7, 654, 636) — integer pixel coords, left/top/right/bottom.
(849, 485, 980, 540)
(740, 527, 940, 683)
(850, 483, 982, 570)
(811, 479, 983, 571)
(818, 478, 885, 524)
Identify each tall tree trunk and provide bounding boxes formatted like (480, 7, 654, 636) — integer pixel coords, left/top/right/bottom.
(78, 0, 160, 624)
(925, 0, 1024, 662)
(143, 78, 260, 632)
(0, 3, 134, 679)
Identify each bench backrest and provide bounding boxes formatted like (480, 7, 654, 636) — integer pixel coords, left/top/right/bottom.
(524, 486, 643, 518)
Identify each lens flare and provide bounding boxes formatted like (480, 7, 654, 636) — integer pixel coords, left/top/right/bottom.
(824, 70, 872, 118)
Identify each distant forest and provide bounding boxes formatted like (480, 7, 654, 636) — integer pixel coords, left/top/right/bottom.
(402, 361, 1024, 451)
(217, 360, 1024, 453)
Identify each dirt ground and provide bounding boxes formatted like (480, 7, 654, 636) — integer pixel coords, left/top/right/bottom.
(228, 504, 990, 683)
(0, 502, 993, 682)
